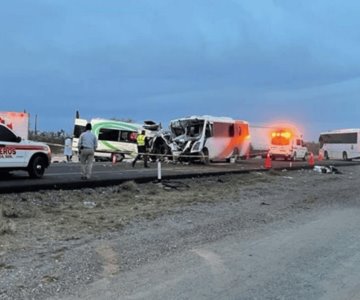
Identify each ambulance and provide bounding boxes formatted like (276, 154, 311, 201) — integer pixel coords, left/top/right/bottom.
(0, 111, 29, 139)
(269, 128, 308, 161)
(0, 123, 51, 178)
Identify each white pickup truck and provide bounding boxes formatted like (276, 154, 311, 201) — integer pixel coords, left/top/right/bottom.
(0, 123, 51, 178)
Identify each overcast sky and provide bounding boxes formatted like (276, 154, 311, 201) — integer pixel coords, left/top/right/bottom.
(1, 0, 360, 140)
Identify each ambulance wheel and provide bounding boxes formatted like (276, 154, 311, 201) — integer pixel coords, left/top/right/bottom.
(28, 155, 46, 178)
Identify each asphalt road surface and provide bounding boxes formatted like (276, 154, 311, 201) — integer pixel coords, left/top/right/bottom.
(55, 207, 360, 300)
(1, 158, 359, 193)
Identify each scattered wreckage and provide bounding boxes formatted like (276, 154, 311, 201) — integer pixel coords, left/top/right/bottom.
(313, 165, 342, 174)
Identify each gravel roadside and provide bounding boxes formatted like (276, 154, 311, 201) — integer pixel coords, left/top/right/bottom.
(1, 165, 359, 299)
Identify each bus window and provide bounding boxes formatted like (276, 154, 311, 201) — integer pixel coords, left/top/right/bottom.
(213, 123, 231, 137)
(98, 128, 120, 141)
(129, 132, 137, 142)
(119, 131, 137, 143)
(229, 124, 234, 137)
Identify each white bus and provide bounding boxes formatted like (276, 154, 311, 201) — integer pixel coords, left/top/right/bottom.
(169, 115, 250, 163)
(319, 129, 360, 161)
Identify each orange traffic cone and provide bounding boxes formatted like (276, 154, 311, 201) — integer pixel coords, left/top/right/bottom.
(264, 152, 272, 169)
(318, 151, 323, 161)
(308, 152, 315, 167)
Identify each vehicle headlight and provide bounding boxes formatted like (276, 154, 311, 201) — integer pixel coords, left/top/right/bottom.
(192, 141, 201, 151)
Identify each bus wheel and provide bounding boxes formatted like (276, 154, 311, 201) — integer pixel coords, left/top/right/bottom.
(343, 151, 348, 161)
(226, 148, 239, 163)
(324, 151, 329, 160)
(200, 148, 210, 165)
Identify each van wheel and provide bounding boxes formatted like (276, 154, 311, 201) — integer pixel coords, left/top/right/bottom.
(115, 154, 125, 162)
(200, 148, 210, 165)
(324, 151, 329, 160)
(28, 155, 46, 178)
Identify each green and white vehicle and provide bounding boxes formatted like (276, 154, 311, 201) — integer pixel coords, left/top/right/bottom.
(72, 118, 142, 162)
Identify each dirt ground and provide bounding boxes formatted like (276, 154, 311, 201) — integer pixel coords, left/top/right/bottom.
(0, 165, 359, 299)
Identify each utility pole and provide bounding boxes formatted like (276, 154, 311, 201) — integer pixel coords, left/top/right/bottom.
(34, 114, 38, 135)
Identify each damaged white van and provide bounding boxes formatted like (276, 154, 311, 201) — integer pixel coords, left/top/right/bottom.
(169, 116, 250, 163)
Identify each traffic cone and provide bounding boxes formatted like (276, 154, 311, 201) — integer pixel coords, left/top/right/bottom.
(318, 151, 323, 161)
(264, 152, 272, 169)
(308, 152, 315, 167)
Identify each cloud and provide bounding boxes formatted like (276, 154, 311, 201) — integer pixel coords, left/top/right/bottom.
(0, 0, 360, 137)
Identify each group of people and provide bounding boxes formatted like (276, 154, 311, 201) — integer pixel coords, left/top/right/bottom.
(66, 124, 149, 180)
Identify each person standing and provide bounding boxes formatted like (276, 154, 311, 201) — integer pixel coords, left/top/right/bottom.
(78, 123, 98, 179)
(64, 136, 73, 162)
(132, 130, 149, 168)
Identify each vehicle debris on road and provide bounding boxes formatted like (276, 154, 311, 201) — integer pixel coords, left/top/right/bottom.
(313, 165, 342, 174)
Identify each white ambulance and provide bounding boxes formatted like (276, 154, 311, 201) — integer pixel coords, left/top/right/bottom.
(269, 128, 308, 161)
(0, 123, 51, 178)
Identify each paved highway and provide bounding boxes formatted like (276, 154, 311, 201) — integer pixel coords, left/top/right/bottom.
(0, 158, 359, 193)
(56, 207, 360, 300)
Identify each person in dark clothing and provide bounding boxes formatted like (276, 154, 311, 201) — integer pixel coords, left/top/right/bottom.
(132, 130, 149, 168)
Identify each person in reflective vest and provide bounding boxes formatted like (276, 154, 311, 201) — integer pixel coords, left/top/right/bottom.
(132, 130, 149, 168)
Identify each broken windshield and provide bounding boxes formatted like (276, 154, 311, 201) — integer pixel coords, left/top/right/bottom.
(170, 120, 204, 137)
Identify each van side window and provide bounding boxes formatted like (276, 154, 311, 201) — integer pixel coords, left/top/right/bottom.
(120, 131, 137, 143)
(98, 129, 120, 142)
